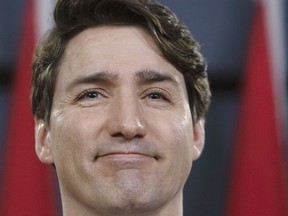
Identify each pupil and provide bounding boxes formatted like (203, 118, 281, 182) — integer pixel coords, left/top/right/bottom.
(150, 94, 159, 99)
(89, 92, 98, 98)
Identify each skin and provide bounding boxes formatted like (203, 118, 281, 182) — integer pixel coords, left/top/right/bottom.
(35, 26, 205, 216)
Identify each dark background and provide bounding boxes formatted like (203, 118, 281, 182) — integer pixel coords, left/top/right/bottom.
(0, 0, 287, 215)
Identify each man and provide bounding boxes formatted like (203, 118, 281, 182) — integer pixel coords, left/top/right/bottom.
(32, 0, 211, 215)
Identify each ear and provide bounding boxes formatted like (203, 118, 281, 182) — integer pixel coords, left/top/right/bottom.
(34, 117, 54, 164)
(192, 118, 205, 160)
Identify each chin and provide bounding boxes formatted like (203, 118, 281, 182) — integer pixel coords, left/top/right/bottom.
(101, 170, 166, 214)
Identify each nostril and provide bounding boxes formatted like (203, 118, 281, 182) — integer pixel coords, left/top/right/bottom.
(111, 132, 124, 138)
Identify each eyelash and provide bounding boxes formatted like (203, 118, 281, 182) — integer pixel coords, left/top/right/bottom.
(144, 89, 170, 102)
(75, 88, 170, 103)
(76, 89, 106, 101)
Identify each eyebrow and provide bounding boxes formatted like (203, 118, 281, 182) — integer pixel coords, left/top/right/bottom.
(66, 69, 179, 92)
(66, 71, 118, 91)
(135, 69, 179, 87)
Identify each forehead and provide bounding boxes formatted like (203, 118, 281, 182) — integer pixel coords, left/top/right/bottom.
(56, 26, 187, 90)
(62, 26, 163, 65)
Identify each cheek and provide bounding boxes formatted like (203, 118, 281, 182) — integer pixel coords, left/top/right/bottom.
(49, 108, 106, 165)
(152, 108, 194, 171)
(148, 109, 194, 194)
(49, 110, 108, 190)
(166, 108, 193, 151)
(170, 115, 194, 169)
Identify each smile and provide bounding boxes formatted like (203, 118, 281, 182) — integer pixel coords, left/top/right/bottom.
(95, 152, 158, 170)
(96, 152, 156, 161)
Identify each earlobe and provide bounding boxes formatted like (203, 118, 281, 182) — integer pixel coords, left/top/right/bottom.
(192, 118, 205, 160)
(34, 117, 54, 164)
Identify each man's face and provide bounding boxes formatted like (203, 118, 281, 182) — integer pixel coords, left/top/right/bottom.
(35, 26, 205, 215)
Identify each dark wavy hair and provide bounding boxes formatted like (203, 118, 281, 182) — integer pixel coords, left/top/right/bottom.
(32, 0, 211, 124)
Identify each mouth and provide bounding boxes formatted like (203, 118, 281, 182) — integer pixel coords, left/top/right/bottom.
(95, 152, 158, 161)
(94, 153, 157, 170)
(94, 143, 160, 164)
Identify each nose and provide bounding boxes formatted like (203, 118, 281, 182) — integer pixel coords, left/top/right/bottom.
(107, 93, 147, 140)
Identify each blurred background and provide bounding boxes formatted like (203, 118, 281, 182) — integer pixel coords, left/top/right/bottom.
(0, 0, 287, 216)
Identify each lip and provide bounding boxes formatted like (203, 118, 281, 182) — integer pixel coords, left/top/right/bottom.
(95, 152, 157, 170)
(96, 152, 156, 160)
(94, 143, 159, 162)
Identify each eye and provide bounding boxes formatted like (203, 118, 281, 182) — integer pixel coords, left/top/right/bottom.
(76, 89, 106, 101)
(84, 91, 100, 99)
(147, 92, 166, 100)
(144, 89, 170, 102)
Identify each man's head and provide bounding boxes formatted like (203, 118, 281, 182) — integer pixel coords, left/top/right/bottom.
(32, 0, 210, 125)
(32, 1, 211, 215)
